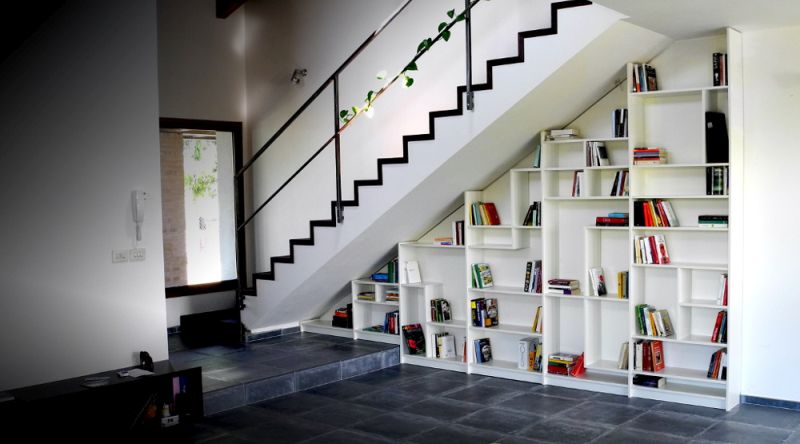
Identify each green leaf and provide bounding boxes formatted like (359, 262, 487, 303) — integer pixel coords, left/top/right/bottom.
(417, 38, 429, 53)
(339, 110, 349, 119)
(442, 30, 451, 42)
(456, 12, 465, 22)
(447, 9, 455, 18)
(404, 76, 414, 88)
(352, 105, 360, 115)
(438, 22, 447, 33)
(367, 90, 375, 103)
(405, 61, 418, 72)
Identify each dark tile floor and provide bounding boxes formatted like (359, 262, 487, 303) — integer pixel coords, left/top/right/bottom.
(165, 334, 800, 444)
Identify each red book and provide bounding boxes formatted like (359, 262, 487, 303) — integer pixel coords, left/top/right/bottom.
(642, 340, 653, 372)
(648, 236, 660, 264)
(643, 202, 653, 226)
(656, 201, 670, 227)
(651, 341, 665, 372)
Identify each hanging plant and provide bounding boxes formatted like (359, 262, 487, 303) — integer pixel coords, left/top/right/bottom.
(338, 5, 472, 125)
(184, 173, 217, 200)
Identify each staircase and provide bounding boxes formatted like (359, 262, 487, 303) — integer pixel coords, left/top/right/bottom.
(240, 1, 670, 333)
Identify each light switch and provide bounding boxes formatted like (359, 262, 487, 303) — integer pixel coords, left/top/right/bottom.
(130, 248, 146, 262)
(112, 250, 129, 263)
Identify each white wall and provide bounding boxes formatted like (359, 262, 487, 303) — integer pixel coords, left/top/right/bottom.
(157, 0, 247, 122)
(741, 25, 800, 402)
(0, 0, 166, 391)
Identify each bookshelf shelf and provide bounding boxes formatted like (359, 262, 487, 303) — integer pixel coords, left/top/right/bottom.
(585, 360, 628, 376)
(469, 324, 540, 336)
(354, 300, 399, 306)
(300, 319, 354, 338)
(356, 330, 402, 345)
(382, 30, 740, 411)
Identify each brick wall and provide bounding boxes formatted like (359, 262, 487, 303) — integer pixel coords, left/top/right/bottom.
(160, 132, 187, 287)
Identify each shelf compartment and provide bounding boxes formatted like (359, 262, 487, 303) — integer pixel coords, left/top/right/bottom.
(352, 279, 401, 287)
(631, 85, 727, 98)
(584, 295, 630, 303)
(543, 293, 587, 300)
(469, 244, 522, 250)
(400, 281, 442, 288)
(630, 195, 728, 200)
(300, 319, 354, 338)
(468, 225, 513, 230)
(546, 372, 629, 395)
(631, 162, 729, 170)
(632, 226, 728, 232)
(402, 354, 467, 372)
(512, 225, 542, 230)
(545, 196, 629, 201)
(585, 226, 629, 231)
(544, 165, 629, 172)
(635, 367, 726, 386)
(470, 359, 544, 383)
(632, 382, 726, 409)
(510, 168, 542, 173)
(546, 137, 629, 145)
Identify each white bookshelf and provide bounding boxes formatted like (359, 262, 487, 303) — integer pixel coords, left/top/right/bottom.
(351, 280, 401, 345)
(325, 29, 743, 411)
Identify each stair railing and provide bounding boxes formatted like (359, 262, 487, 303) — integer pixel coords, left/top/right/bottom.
(235, 0, 480, 294)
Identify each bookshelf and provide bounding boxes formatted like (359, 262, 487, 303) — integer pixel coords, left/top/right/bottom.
(387, 29, 742, 410)
(351, 279, 401, 345)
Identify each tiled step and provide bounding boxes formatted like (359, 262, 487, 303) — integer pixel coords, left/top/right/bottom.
(168, 332, 399, 415)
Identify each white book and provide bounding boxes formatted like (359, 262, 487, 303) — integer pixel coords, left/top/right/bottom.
(588, 267, 607, 296)
(406, 260, 421, 284)
(654, 310, 666, 337)
(518, 339, 531, 369)
(440, 335, 457, 359)
(635, 341, 643, 371)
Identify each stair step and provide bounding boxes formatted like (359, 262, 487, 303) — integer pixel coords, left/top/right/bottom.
(241, 287, 257, 296)
(253, 271, 274, 281)
(290, 238, 314, 246)
(309, 219, 336, 228)
(271, 255, 294, 264)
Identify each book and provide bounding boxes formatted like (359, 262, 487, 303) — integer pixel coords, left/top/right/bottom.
(532, 305, 543, 334)
(402, 323, 425, 355)
(706, 112, 730, 163)
(474, 338, 492, 363)
(633, 374, 665, 388)
(484, 298, 499, 327)
(472, 263, 494, 288)
(618, 342, 629, 370)
(405, 260, 421, 284)
(588, 267, 607, 296)
(651, 340, 665, 372)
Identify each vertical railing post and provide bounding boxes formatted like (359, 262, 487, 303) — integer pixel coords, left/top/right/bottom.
(465, 0, 474, 111)
(333, 75, 344, 223)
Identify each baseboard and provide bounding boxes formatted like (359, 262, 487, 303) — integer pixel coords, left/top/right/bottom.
(741, 395, 800, 411)
(245, 326, 301, 343)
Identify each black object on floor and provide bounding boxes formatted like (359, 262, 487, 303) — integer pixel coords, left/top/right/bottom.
(180, 308, 242, 348)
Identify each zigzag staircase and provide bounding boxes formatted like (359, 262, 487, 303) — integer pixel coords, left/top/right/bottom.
(245, 0, 591, 291)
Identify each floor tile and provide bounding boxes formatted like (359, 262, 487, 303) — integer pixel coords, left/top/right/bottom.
(349, 387, 428, 410)
(457, 407, 544, 434)
(498, 392, 581, 416)
(723, 403, 800, 430)
(444, 384, 520, 405)
(299, 400, 384, 427)
(304, 379, 380, 400)
(231, 415, 333, 444)
(592, 428, 688, 444)
(299, 429, 395, 444)
(408, 424, 504, 444)
(517, 417, 612, 443)
(623, 411, 717, 438)
(560, 400, 645, 426)
(651, 401, 727, 418)
(695, 421, 791, 444)
(592, 392, 661, 408)
(253, 391, 336, 415)
(351, 412, 440, 440)
(400, 397, 484, 421)
(537, 385, 598, 400)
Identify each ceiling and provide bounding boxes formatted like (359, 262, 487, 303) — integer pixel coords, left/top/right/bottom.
(593, 0, 800, 39)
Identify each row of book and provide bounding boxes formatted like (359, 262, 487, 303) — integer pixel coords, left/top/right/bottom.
(571, 170, 585, 197)
(713, 52, 728, 87)
(635, 304, 675, 337)
(633, 234, 671, 264)
(633, 147, 666, 165)
(430, 298, 452, 323)
(372, 258, 399, 283)
(706, 166, 729, 195)
(631, 63, 658, 92)
(548, 278, 580, 295)
(522, 202, 541, 226)
(711, 310, 728, 343)
(596, 211, 629, 227)
(432, 332, 457, 359)
(700, 215, 728, 228)
(471, 263, 494, 288)
(332, 304, 352, 329)
(385, 289, 399, 303)
(633, 339, 665, 372)
(548, 352, 585, 377)
(517, 337, 543, 371)
(717, 273, 728, 306)
(470, 297, 499, 327)
(613, 108, 628, 138)
(634, 199, 679, 227)
(610, 170, 629, 196)
(585, 141, 610, 167)
(707, 349, 728, 380)
(451, 220, 465, 245)
(356, 291, 375, 301)
(547, 128, 579, 140)
(523, 260, 543, 293)
(470, 202, 501, 225)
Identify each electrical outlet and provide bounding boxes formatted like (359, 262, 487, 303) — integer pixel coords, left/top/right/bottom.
(112, 250, 129, 263)
(130, 248, 146, 262)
